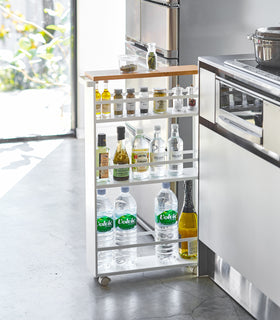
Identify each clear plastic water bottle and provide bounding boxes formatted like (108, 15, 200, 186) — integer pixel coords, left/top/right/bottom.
(150, 125, 166, 177)
(96, 189, 114, 271)
(168, 123, 183, 176)
(114, 187, 137, 266)
(155, 182, 178, 264)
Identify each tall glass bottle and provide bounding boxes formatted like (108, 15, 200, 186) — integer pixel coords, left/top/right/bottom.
(102, 80, 111, 118)
(168, 123, 183, 176)
(95, 82, 101, 119)
(132, 128, 149, 180)
(178, 180, 198, 259)
(96, 133, 109, 181)
(113, 126, 130, 181)
(150, 125, 166, 177)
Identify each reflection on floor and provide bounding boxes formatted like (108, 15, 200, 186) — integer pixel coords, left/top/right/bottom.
(0, 138, 255, 320)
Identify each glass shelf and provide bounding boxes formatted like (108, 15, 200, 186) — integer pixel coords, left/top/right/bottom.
(97, 255, 197, 277)
(96, 107, 198, 123)
(96, 167, 198, 189)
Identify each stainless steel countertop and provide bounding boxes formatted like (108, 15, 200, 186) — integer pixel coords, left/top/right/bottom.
(198, 54, 280, 98)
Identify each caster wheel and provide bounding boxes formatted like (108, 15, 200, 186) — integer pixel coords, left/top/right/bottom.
(192, 266, 198, 275)
(98, 276, 111, 287)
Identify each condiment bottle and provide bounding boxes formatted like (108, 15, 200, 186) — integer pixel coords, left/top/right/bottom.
(102, 80, 111, 118)
(172, 85, 184, 112)
(114, 89, 123, 117)
(188, 85, 196, 109)
(96, 133, 109, 181)
(132, 128, 149, 180)
(95, 82, 101, 119)
(126, 88, 136, 116)
(153, 88, 167, 114)
(113, 126, 130, 181)
(146, 43, 157, 71)
(139, 87, 149, 115)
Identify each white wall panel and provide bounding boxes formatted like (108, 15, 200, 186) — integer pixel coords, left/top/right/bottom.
(199, 125, 280, 307)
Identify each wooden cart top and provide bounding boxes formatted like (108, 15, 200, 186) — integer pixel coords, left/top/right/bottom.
(85, 65, 198, 82)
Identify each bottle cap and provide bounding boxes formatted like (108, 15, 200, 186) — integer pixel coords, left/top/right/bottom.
(140, 87, 148, 92)
(117, 126, 125, 140)
(97, 133, 106, 147)
(162, 182, 170, 189)
(127, 88, 135, 94)
(136, 128, 143, 135)
(97, 189, 106, 195)
(171, 123, 179, 131)
(154, 125, 161, 131)
(114, 89, 122, 95)
(121, 186, 129, 193)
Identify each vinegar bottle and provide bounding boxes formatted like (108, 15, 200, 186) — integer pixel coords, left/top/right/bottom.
(102, 80, 111, 118)
(178, 180, 198, 259)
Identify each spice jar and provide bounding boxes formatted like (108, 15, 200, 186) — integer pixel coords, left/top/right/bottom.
(139, 87, 149, 115)
(114, 89, 123, 117)
(146, 43, 157, 71)
(126, 88, 136, 116)
(153, 88, 167, 114)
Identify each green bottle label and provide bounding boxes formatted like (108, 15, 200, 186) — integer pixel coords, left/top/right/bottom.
(115, 214, 137, 230)
(97, 216, 114, 232)
(113, 168, 129, 178)
(156, 210, 178, 225)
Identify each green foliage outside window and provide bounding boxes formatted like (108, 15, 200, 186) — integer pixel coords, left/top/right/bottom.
(0, 0, 71, 91)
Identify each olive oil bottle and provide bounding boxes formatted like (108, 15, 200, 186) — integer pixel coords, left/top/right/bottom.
(113, 126, 130, 181)
(178, 180, 198, 259)
(102, 80, 111, 118)
(95, 82, 101, 118)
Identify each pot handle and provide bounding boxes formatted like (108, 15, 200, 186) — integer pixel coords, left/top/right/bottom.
(247, 33, 254, 41)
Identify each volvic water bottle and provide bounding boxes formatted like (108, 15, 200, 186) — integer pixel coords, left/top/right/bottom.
(155, 182, 178, 264)
(114, 187, 137, 266)
(96, 189, 114, 271)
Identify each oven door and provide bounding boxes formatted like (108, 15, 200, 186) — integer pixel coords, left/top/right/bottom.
(216, 77, 264, 144)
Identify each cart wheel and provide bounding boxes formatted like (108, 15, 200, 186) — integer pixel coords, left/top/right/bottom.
(192, 266, 198, 275)
(98, 276, 111, 287)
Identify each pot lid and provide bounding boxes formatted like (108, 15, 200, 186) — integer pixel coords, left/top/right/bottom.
(255, 27, 280, 40)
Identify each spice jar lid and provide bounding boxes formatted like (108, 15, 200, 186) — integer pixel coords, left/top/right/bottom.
(154, 88, 166, 93)
(114, 89, 123, 94)
(127, 88, 135, 94)
(140, 87, 148, 92)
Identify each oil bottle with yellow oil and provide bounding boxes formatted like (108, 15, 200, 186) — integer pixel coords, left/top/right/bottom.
(178, 180, 198, 259)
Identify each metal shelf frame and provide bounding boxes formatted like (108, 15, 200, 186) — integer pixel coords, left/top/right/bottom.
(82, 65, 199, 279)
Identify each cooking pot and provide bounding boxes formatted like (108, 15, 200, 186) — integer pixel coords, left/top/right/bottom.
(248, 27, 280, 68)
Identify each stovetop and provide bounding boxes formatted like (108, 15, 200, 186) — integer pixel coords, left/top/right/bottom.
(225, 58, 280, 86)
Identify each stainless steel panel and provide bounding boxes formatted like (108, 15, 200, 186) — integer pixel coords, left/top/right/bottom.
(199, 243, 280, 320)
(126, 0, 140, 42)
(263, 101, 280, 155)
(199, 68, 216, 123)
(141, 0, 178, 58)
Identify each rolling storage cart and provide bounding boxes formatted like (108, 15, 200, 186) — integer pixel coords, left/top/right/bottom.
(81, 65, 198, 285)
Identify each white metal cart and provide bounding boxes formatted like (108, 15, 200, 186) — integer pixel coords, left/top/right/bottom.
(81, 65, 198, 285)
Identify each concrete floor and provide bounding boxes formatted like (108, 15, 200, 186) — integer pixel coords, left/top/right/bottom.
(0, 138, 255, 320)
